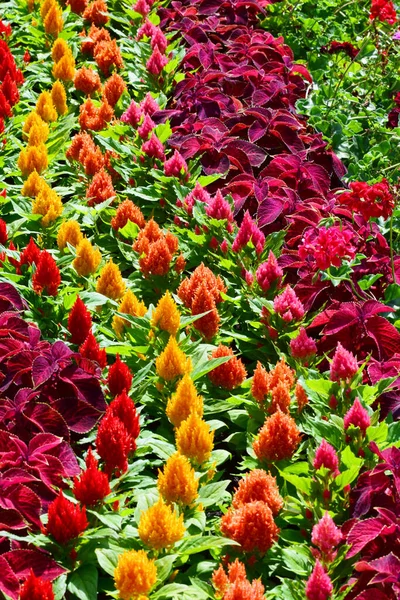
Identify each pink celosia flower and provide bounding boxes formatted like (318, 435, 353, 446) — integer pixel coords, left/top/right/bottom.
(133, 0, 150, 16)
(290, 328, 317, 361)
(311, 512, 342, 562)
(313, 439, 340, 477)
(182, 182, 211, 215)
(305, 560, 333, 600)
(120, 100, 142, 127)
(146, 45, 168, 76)
(136, 19, 156, 40)
(273, 286, 305, 322)
(140, 93, 159, 115)
(142, 133, 165, 160)
(232, 211, 265, 255)
(220, 239, 229, 253)
(164, 150, 188, 177)
(137, 114, 155, 139)
(298, 226, 356, 270)
(344, 398, 370, 435)
(206, 190, 233, 222)
(244, 270, 254, 286)
(256, 251, 283, 292)
(330, 342, 358, 382)
(151, 28, 168, 53)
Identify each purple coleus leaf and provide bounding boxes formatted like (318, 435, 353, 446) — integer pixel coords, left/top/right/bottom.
(356, 553, 400, 585)
(346, 517, 396, 558)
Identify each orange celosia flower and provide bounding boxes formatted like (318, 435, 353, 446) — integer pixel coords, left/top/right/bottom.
(36, 91, 57, 123)
(191, 281, 220, 339)
(40, 0, 54, 19)
(138, 498, 185, 551)
(51, 37, 69, 62)
(96, 259, 125, 299)
(213, 560, 265, 600)
(175, 253, 186, 273)
(74, 67, 102, 95)
(253, 410, 301, 462)
(44, 2, 63, 37)
(178, 263, 226, 309)
(295, 383, 309, 412)
(79, 98, 114, 131)
(80, 24, 111, 55)
(212, 565, 230, 599)
(175, 413, 214, 465)
(269, 380, 291, 414)
(57, 220, 83, 250)
(23, 112, 47, 137)
(32, 184, 63, 227)
(166, 373, 203, 427)
(73, 238, 101, 276)
(66, 131, 95, 161)
(111, 199, 145, 232)
(82, 145, 105, 176)
(155, 336, 192, 381)
(67, 0, 88, 14)
(94, 39, 123, 75)
(221, 501, 279, 554)
(151, 291, 180, 336)
(251, 361, 269, 404)
(83, 0, 109, 25)
(223, 576, 265, 600)
(21, 170, 45, 197)
(232, 469, 283, 515)
(18, 144, 48, 177)
(114, 550, 157, 600)
(268, 357, 295, 391)
(52, 53, 75, 81)
(157, 452, 198, 506)
(112, 289, 147, 337)
(86, 168, 115, 206)
(134, 218, 162, 250)
(51, 80, 68, 115)
(141, 238, 173, 277)
(208, 345, 247, 390)
(102, 72, 125, 107)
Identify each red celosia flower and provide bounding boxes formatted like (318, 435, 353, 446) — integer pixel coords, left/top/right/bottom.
(67, 0, 88, 14)
(221, 501, 279, 553)
(370, 0, 397, 24)
(343, 398, 371, 435)
(251, 362, 269, 404)
(32, 250, 61, 296)
(23, 50, 31, 62)
(311, 512, 342, 562)
(19, 236, 41, 270)
(313, 439, 340, 477)
(305, 560, 333, 600)
(164, 150, 188, 178)
(46, 491, 88, 544)
(298, 226, 356, 270)
(142, 133, 165, 160)
(68, 296, 93, 345)
(111, 199, 145, 231)
(0, 218, 7, 244)
(79, 331, 107, 368)
(208, 345, 247, 389)
(108, 390, 140, 450)
(232, 211, 265, 255)
(273, 285, 305, 322)
(73, 449, 111, 506)
(20, 570, 54, 600)
(96, 412, 131, 475)
(338, 179, 395, 220)
(232, 469, 283, 515)
(86, 168, 115, 206)
(253, 411, 301, 462)
(191, 281, 220, 339)
(1, 73, 19, 106)
(0, 89, 12, 118)
(107, 354, 133, 396)
(329, 342, 358, 382)
(290, 328, 317, 361)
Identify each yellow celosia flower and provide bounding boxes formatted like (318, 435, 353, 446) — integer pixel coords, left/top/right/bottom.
(155, 336, 192, 381)
(176, 413, 214, 465)
(151, 290, 180, 336)
(32, 184, 63, 227)
(73, 238, 101, 277)
(44, 2, 63, 37)
(24, 114, 49, 146)
(51, 81, 68, 115)
(52, 53, 75, 81)
(57, 220, 83, 250)
(96, 259, 126, 299)
(21, 170, 46, 197)
(138, 498, 185, 551)
(36, 91, 57, 123)
(166, 373, 203, 427)
(158, 452, 198, 506)
(23, 112, 44, 136)
(40, 0, 54, 19)
(114, 549, 157, 600)
(51, 38, 68, 63)
(112, 289, 147, 338)
(27, 0, 35, 12)
(18, 144, 48, 178)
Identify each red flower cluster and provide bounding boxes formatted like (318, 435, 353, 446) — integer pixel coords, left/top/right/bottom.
(79, 331, 107, 368)
(32, 250, 61, 296)
(46, 491, 88, 544)
(338, 179, 395, 220)
(0, 38, 23, 131)
(369, 0, 397, 24)
(68, 296, 93, 345)
(298, 226, 356, 270)
(73, 448, 111, 506)
(107, 354, 133, 396)
(20, 570, 54, 600)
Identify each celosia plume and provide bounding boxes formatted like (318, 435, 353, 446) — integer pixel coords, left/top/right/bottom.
(46, 491, 88, 544)
(68, 296, 92, 345)
(158, 452, 199, 505)
(114, 550, 156, 600)
(107, 354, 133, 396)
(138, 498, 185, 550)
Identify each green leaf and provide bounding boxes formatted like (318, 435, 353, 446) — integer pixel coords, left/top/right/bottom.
(177, 534, 238, 556)
(67, 565, 98, 600)
(155, 554, 178, 583)
(95, 548, 120, 576)
(198, 481, 230, 507)
(281, 546, 312, 576)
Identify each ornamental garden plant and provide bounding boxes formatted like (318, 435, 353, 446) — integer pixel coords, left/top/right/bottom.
(0, 0, 400, 599)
